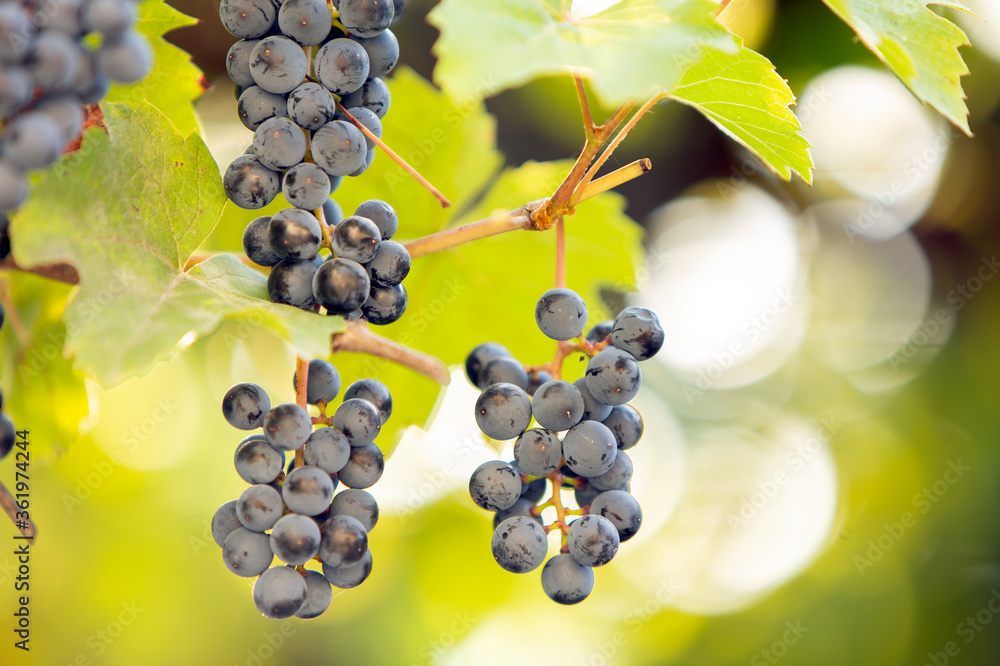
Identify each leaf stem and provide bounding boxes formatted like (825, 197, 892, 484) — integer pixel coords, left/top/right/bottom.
(0, 479, 35, 543)
(331, 321, 450, 385)
(335, 102, 451, 208)
(573, 73, 596, 138)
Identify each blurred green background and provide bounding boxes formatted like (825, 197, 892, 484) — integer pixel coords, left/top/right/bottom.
(3, 0, 1000, 664)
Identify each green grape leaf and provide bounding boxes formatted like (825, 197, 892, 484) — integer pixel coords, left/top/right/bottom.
(821, 0, 972, 134)
(105, 0, 204, 135)
(428, 0, 739, 105)
(0, 274, 89, 458)
(11, 103, 340, 386)
(669, 45, 814, 183)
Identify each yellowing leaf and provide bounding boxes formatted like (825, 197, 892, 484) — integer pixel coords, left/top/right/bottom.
(821, 0, 972, 134)
(670, 46, 814, 183)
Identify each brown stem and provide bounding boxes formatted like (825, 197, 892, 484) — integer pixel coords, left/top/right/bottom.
(555, 217, 566, 289)
(294, 356, 308, 468)
(533, 101, 636, 229)
(331, 321, 450, 385)
(574, 94, 667, 205)
(403, 200, 542, 259)
(573, 73, 596, 137)
(0, 479, 35, 544)
(715, 0, 735, 15)
(315, 202, 332, 250)
(335, 102, 451, 208)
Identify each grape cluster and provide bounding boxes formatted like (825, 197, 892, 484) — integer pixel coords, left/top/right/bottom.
(0, 0, 152, 214)
(465, 289, 664, 604)
(212, 358, 391, 619)
(221, 0, 409, 324)
(0, 302, 16, 460)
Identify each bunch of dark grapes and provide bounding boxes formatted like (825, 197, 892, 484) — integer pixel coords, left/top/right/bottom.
(211, 357, 391, 619)
(0, 302, 17, 460)
(465, 288, 664, 604)
(0, 0, 152, 220)
(221, 0, 409, 324)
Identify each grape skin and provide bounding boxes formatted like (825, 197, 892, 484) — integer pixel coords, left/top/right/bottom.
(318, 514, 368, 568)
(364, 240, 409, 287)
(474, 383, 532, 440)
(469, 460, 521, 512)
(535, 288, 588, 341)
(479, 356, 528, 391)
(219, 0, 277, 39)
(331, 215, 381, 263)
(234, 435, 285, 484)
(282, 465, 336, 516)
(0, 161, 28, 213)
(333, 398, 382, 447)
(287, 81, 337, 130)
(531, 379, 584, 432)
(270, 513, 322, 565)
(243, 216, 281, 266)
(574, 377, 612, 422)
(224, 154, 281, 210)
(263, 403, 313, 451)
(282, 163, 331, 211)
(493, 497, 543, 530)
(223, 527, 274, 577)
(329, 489, 379, 532)
(313, 258, 370, 314)
(226, 39, 259, 87)
(303, 427, 351, 474)
(339, 0, 394, 38)
(588, 450, 632, 492)
(347, 105, 383, 151)
(465, 342, 511, 388)
(513, 429, 562, 477)
(342, 378, 392, 424)
(253, 117, 307, 170)
(222, 382, 271, 430)
(541, 553, 595, 605)
(362, 284, 407, 325)
(278, 0, 332, 46)
(237, 86, 288, 131)
(337, 442, 384, 489)
(612, 307, 664, 361)
(492, 516, 548, 574)
(313, 120, 368, 177)
(584, 348, 642, 407)
(293, 358, 341, 405)
(562, 420, 617, 478)
(314, 38, 370, 96)
(567, 515, 620, 567)
(354, 199, 398, 239)
(252, 566, 307, 620)
(268, 208, 322, 261)
(250, 35, 309, 94)
(590, 490, 642, 542)
(237, 484, 284, 532)
(268, 259, 318, 309)
(323, 548, 373, 589)
(352, 29, 398, 78)
(340, 77, 391, 118)
(211, 500, 242, 547)
(602, 404, 644, 450)
(295, 570, 334, 619)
